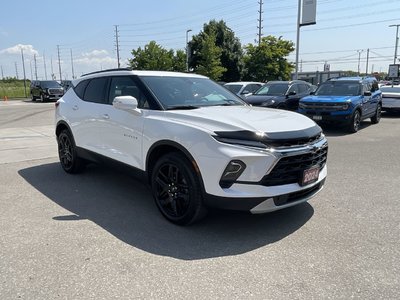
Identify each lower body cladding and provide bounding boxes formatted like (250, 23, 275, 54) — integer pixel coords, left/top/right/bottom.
(196, 138, 328, 214)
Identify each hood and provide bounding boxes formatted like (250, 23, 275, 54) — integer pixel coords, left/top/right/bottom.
(301, 95, 360, 103)
(245, 94, 285, 105)
(163, 105, 318, 134)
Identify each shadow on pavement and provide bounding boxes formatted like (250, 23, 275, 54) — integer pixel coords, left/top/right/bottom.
(19, 162, 314, 260)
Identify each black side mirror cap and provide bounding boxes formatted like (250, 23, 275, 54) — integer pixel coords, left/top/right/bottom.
(364, 91, 372, 96)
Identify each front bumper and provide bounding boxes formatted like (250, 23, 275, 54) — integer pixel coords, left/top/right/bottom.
(299, 110, 353, 123)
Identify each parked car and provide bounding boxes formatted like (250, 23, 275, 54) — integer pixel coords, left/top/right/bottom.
(30, 80, 64, 102)
(380, 85, 400, 112)
(244, 80, 313, 110)
(298, 77, 382, 133)
(55, 69, 328, 225)
(223, 81, 264, 98)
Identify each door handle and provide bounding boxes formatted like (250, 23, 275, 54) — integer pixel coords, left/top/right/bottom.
(72, 105, 78, 110)
(102, 114, 110, 120)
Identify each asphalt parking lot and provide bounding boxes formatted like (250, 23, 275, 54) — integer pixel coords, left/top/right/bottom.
(1, 99, 399, 299)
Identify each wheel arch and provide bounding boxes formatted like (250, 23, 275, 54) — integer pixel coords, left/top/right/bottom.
(145, 140, 206, 191)
(55, 120, 72, 137)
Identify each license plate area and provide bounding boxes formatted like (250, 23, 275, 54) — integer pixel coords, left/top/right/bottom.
(312, 115, 322, 121)
(301, 166, 320, 186)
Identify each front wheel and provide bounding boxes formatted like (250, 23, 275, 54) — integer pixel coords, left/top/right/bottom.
(40, 94, 46, 102)
(151, 152, 207, 225)
(31, 93, 36, 101)
(348, 110, 361, 133)
(371, 103, 382, 124)
(57, 129, 85, 173)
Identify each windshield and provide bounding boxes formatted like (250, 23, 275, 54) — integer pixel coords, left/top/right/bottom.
(315, 81, 361, 96)
(41, 81, 62, 88)
(380, 86, 400, 93)
(224, 84, 242, 94)
(141, 76, 245, 109)
(254, 83, 288, 96)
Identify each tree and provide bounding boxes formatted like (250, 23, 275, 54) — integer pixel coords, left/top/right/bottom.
(194, 31, 226, 81)
(189, 20, 243, 82)
(129, 41, 184, 71)
(243, 36, 295, 82)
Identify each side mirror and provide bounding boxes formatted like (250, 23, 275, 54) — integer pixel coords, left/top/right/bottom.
(287, 91, 297, 96)
(310, 91, 316, 95)
(364, 91, 372, 96)
(113, 96, 139, 111)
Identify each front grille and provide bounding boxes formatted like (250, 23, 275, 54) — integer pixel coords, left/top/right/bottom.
(49, 88, 63, 95)
(302, 102, 344, 111)
(261, 144, 328, 186)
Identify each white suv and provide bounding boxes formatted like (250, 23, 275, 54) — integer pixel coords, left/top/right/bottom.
(55, 69, 328, 225)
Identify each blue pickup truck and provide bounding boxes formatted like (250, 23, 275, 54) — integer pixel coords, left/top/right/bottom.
(298, 77, 382, 133)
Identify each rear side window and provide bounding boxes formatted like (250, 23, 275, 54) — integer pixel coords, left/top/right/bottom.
(74, 80, 89, 99)
(83, 78, 108, 104)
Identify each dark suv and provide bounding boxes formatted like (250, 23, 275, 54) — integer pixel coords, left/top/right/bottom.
(298, 77, 382, 133)
(244, 80, 313, 110)
(30, 80, 64, 102)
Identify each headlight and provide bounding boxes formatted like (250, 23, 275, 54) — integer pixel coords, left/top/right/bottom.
(341, 103, 349, 110)
(213, 131, 269, 149)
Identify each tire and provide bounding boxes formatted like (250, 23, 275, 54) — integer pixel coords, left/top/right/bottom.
(40, 94, 46, 102)
(31, 93, 36, 101)
(57, 129, 85, 174)
(151, 152, 207, 225)
(348, 110, 361, 133)
(371, 103, 382, 124)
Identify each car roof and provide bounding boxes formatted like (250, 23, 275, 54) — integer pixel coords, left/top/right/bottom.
(224, 81, 263, 85)
(328, 77, 377, 83)
(73, 69, 208, 85)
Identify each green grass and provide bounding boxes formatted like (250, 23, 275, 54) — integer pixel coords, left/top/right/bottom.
(0, 79, 30, 99)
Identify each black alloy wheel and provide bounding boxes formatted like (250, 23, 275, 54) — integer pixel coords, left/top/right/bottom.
(349, 110, 361, 133)
(40, 94, 45, 102)
(151, 152, 206, 225)
(371, 104, 382, 124)
(57, 129, 84, 173)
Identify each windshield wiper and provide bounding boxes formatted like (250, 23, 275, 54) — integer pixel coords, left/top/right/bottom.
(166, 105, 200, 110)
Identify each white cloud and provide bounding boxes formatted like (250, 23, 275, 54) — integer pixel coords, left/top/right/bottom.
(0, 44, 39, 56)
(81, 49, 109, 58)
(75, 56, 118, 70)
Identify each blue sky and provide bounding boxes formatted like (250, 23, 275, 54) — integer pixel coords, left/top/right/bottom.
(1, 0, 400, 80)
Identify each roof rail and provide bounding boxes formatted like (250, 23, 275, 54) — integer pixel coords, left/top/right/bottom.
(81, 68, 131, 77)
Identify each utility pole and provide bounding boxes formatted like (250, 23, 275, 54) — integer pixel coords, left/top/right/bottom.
(1, 65, 4, 79)
(15, 62, 19, 79)
(295, 0, 301, 79)
(57, 45, 62, 81)
(257, 0, 263, 45)
(29, 60, 33, 80)
(51, 57, 55, 80)
(70, 49, 75, 79)
(114, 25, 121, 68)
(186, 29, 192, 72)
(365, 48, 369, 75)
(43, 52, 48, 80)
(357, 49, 364, 76)
(34, 54, 38, 80)
(21, 48, 27, 97)
(389, 24, 400, 64)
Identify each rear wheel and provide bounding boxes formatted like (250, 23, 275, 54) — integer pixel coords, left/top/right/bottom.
(31, 93, 36, 101)
(151, 152, 206, 225)
(348, 110, 361, 133)
(371, 103, 382, 124)
(57, 129, 85, 173)
(40, 94, 46, 102)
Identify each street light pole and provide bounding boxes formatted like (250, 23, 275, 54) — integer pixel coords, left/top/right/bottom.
(389, 24, 400, 64)
(186, 29, 192, 72)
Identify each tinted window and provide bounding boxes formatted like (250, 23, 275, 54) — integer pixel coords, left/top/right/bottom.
(298, 84, 309, 93)
(255, 84, 289, 96)
(247, 84, 262, 93)
(74, 80, 89, 99)
(224, 84, 242, 94)
(109, 76, 149, 108)
(41, 81, 62, 88)
(315, 81, 361, 96)
(288, 84, 299, 94)
(83, 78, 108, 104)
(141, 76, 244, 109)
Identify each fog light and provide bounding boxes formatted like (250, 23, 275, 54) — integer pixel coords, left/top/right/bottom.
(219, 160, 246, 188)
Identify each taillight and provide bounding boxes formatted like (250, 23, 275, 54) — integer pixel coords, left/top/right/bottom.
(55, 101, 60, 108)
